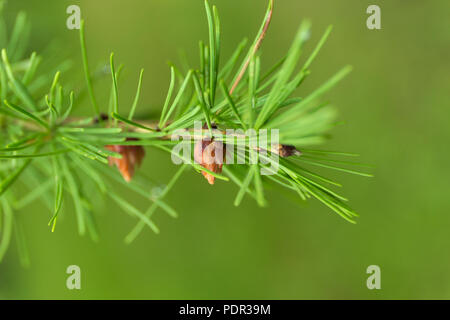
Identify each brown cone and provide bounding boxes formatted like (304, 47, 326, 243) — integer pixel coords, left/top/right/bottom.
(106, 139, 145, 182)
(194, 138, 226, 185)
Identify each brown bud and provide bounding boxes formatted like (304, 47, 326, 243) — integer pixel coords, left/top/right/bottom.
(106, 138, 145, 182)
(276, 144, 301, 158)
(194, 138, 226, 185)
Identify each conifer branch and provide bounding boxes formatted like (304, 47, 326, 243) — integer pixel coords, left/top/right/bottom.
(0, 0, 371, 265)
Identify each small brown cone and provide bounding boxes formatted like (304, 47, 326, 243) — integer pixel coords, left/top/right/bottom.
(276, 144, 301, 158)
(106, 139, 145, 182)
(194, 138, 226, 185)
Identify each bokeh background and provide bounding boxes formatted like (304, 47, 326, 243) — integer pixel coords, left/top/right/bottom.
(1, 0, 449, 299)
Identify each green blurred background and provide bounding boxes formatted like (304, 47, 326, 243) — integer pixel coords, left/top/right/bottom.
(1, 0, 449, 299)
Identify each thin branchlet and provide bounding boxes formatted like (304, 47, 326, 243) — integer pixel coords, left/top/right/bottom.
(230, 0, 274, 95)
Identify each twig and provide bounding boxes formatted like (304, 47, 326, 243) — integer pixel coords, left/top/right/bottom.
(229, 0, 274, 95)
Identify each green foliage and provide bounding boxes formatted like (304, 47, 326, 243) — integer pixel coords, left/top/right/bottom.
(0, 0, 371, 264)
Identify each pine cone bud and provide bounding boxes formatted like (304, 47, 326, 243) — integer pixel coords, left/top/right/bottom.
(276, 144, 301, 158)
(194, 138, 226, 185)
(106, 138, 145, 182)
